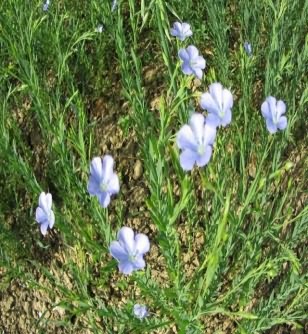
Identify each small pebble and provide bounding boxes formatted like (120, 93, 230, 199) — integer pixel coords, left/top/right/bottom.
(133, 160, 143, 180)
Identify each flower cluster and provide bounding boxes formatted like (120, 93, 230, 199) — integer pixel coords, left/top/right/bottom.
(171, 23, 287, 171)
(176, 82, 233, 171)
(170, 22, 206, 80)
(35, 155, 150, 272)
(34, 18, 288, 322)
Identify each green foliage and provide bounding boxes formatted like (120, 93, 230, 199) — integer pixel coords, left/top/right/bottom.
(0, 0, 307, 333)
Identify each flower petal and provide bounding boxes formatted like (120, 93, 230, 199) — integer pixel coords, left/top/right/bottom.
(195, 56, 206, 69)
(118, 261, 134, 275)
(276, 100, 286, 117)
(196, 146, 212, 167)
(205, 113, 221, 128)
(110, 241, 128, 261)
(200, 92, 219, 114)
(266, 96, 278, 122)
(49, 210, 55, 229)
(36, 207, 47, 224)
(173, 22, 182, 32)
(261, 100, 270, 119)
(107, 173, 120, 195)
(179, 149, 197, 171)
(193, 68, 203, 79)
(39, 192, 49, 214)
(176, 124, 197, 151)
(221, 108, 232, 127)
(133, 256, 146, 269)
(87, 175, 100, 195)
(209, 83, 223, 112)
(181, 62, 193, 75)
(40, 222, 49, 236)
(178, 48, 189, 62)
(182, 23, 191, 34)
(170, 27, 178, 37)
(90, 157, 104, 183)
(266, 118, 277, 134)
(203, 124, 217, 145)
(102, 155, 114, 183)
(45, 193, 52, 210)
(189, 113, 205, 144)
(118, 227, 135, 254)
(277, 116, 287, 130)
(98, 192, 111, 208)
(222, 88, 233, 114)
(135, 234, 150, 254)
(267, 96, 277, 113)
(187, 45, 198, 58)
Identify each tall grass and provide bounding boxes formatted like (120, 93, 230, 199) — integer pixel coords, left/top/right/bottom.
(0, 0, 307, 333)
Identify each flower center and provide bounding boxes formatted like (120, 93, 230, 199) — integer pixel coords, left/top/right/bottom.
(273, 111, 279, 124)
(99, 182, 108, 192)
(218, 109, 225, 118)
(128, 252, 138, 263)
(197, 144, 205, 156)
(190, 59, 198, 67)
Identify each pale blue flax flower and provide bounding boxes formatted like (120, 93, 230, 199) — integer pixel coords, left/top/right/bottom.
(176, 113, 216, 171)
(43, 0, 50, 11)
(111, 0, 117, 12)
(35, 192, 55, 236)
(110, 227, 150, 275)
(133, 304, 148, 319)
(200, 82, 233, 128)
(178, 45, 206, 80)
(261, 96, 287, 134)
(170, 22, 192, 41)
(87, 155, 120, 208)
(95, 24, 104, 33)
(244, 41, 252, 56)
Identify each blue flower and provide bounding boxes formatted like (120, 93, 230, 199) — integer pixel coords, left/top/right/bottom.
(87, 155, 120, 208)
(170, 22, 192, 41)
(133, 304, 148, 319)
(35, 192, 55, 236)
(95, 24, 104, 33)
(176, 113, 216, 171)
(42, 0, 50, 11)
(178, 45, 206, 80)
(200, 82, 233, 128)
(110, 227, 150, 275)
(244, 41, 252, 56)
(261, 96, 287, 134)
(111, 0, 117, 12)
